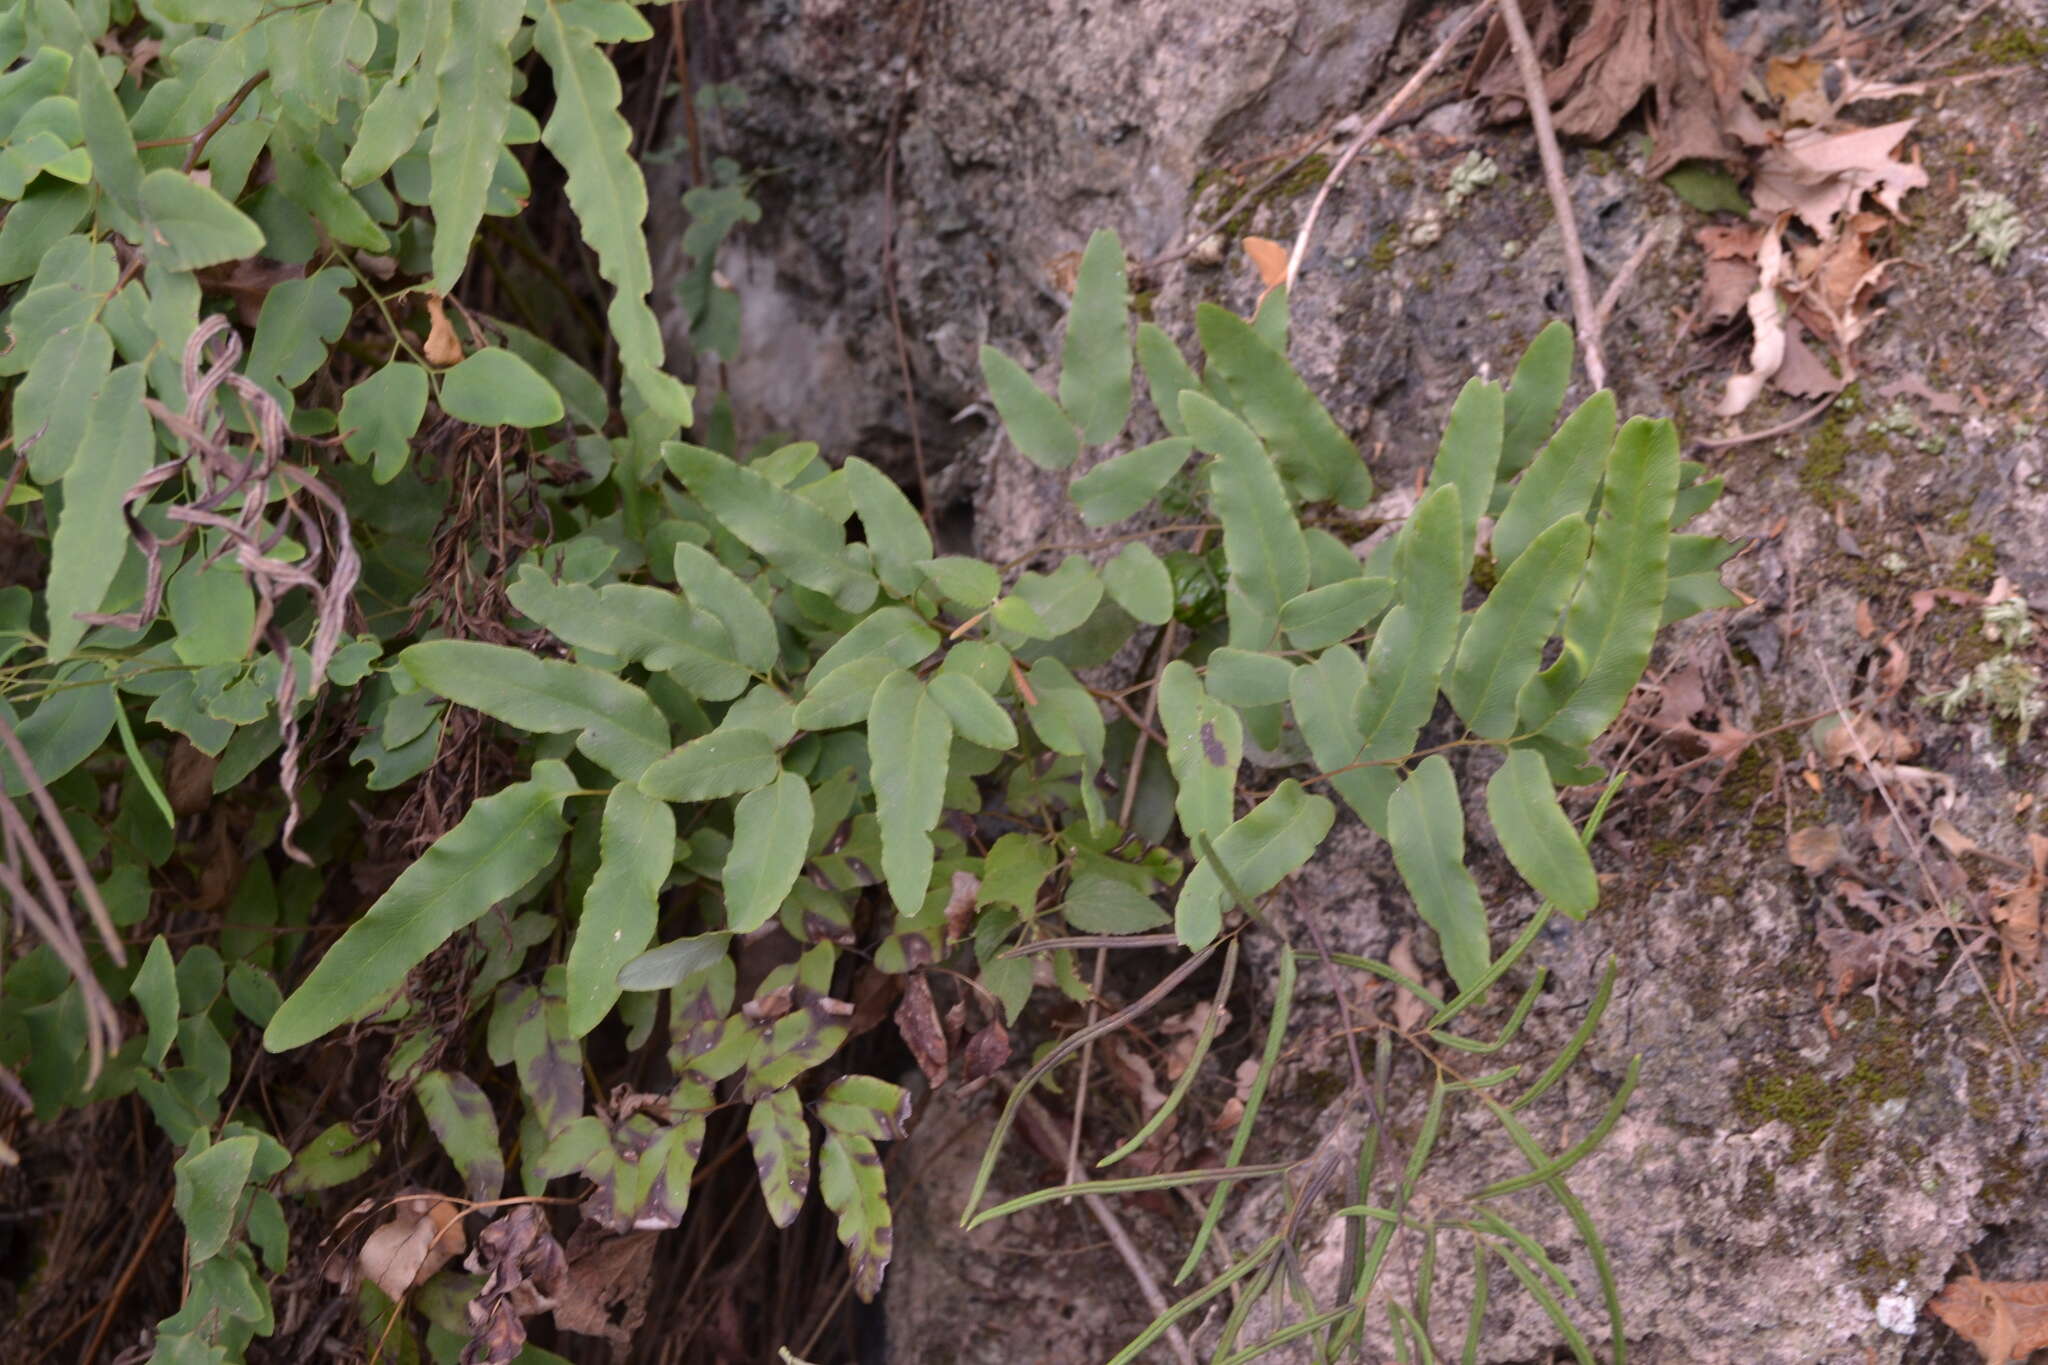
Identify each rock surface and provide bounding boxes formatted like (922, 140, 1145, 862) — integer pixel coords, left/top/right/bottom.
(648, 1, 2048, 1361)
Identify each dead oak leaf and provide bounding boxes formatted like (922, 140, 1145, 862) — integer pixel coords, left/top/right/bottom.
(359, 1194, 465, 1304)
(1751, 119, 1928, 240)
(1927, 1275, 2048, 1365)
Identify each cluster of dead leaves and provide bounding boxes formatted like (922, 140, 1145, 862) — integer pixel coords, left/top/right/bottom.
(1472, 0, 1935, 416)
(893, 873, 1013, 1095)
(334, 1196, 656, 1365)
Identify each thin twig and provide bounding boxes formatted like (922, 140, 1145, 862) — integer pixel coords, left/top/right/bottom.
(1286, 0, 1498, 290)
(1595, 229, 1663, 333)
(880, 1, 937, 538)
(79, 1188, 176, 1365)
(1495, 0, 1606, 390)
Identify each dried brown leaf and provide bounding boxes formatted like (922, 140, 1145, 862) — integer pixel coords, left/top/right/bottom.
(960, 1019, 1011, 1085)
(359, 1194, 465, 1303)
(554, 1226, 658, 1346)
(424, 295, 466, 367)
(1786, 826, 1845, 875)
(894, 971, 949, 1090)
(1387, 933, 1431, 1033)
(1927, 1275, 2048, 1365)
(943, 870, 980, 946)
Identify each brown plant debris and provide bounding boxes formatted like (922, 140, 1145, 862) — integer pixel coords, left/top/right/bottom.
(1927, 1275, 2048, 1365)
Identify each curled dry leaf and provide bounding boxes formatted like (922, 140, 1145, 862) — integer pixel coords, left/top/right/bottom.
(554, 1225, 658, 1346)
(1786, 825, 1845, 876)
(424, 294, 466, 367)
(358, 1193, 465, 1303)
(943, 870, 980, 946)
(959, 1019, 1011, 1086)
(1988, 833, 2046, 975)
(1387, 933, 1432, 1034)
(462, 1204, 566, 1365)
(893, 971, 949, 1090)
(1926, 1274, 2048, 1365)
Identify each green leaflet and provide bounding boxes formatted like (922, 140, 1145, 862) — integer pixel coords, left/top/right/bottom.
(1134, 321, 1200, 438)
(44, 364, 147, 658)
(1279, 576, 1394, 652)
(979, 344, 1079, 469)
(662, 443, 874, 612)
(1516, 417, 1680, 749)
(427, 0, 520, 293)
(4, 661, 114, 795)
(747, 1087, 811, 1229)
(1663, 570, 1743, 626)
(72, 39, 142, 231)
(414, 1070, 504, 1203)
(1500, 320, 1572, 479)
(264, 762, 578, 1051)
(1485, 749, 1597, 918)
(868, 671, 952, 914)
(1204, 647, 1295, 708)
(818, 1130, 892, 1302)
(439, 347, 565, 428)
(565, 784, 672, 1037)
(816, 1075, 913, 1142)
(1175, 781, 1334, 949)
(341, 73, 434, 187)
(618, 931, 731, 991)
(134, 934, 178, 1069)
(639, 726, 778, 802)
(1492, 390, 1614, 571)
(267, 117, 389, 250)
(671, 543, 777, 673)
(926, 673, 1017, 750)
(506, 567, 751, 701)
(1100, 542, 1173, 626)
(1185, 391, 1306, 651)
(842, 455, 933, 596)
(1022, 658, 1105, 819)
(1157, 660, 1239, 845)
(1061, 873, 1171, 933)
(401, 639, 669, 782)
(138, 168, 264, 272)
(339, 361, 429, 484)
(533, 0, 689, 426)
(917, 556, 999, 610)
(1386, 756, 1490, 993)
(808, 605, 940, 690)
(1068, 437, 1194, 527)
(1349, 486, 1463, 820)
(1286, 643, 1395, 834)
(1006, 556, 1102, 640)
(245, 268, 352, 393)
(725, 770, 812, 932)
(1425, 377, 1503, 570)
(1195, 303, 1370, 508)
(280, 1122, 381, 1195)
(174, 1135, 259, 1263)
(1057, 227, 1133, 445)
(794, 655, 898, 731)
(15, 317, 110, 481)
(1446, 514, 1590, 740)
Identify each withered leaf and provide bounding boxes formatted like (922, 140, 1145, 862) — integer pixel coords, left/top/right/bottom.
(424, 295, 466, 367)
(554, 1225, 658, 1346)
(1786, 826, 1845, 876)
(960, 1019, 1011, 1085)
(1927, 1274, 2048, 1365)
(359, 1194, 465, 1303)
(893, 971, 949, 1090)
(462, 1205, 566, 1365)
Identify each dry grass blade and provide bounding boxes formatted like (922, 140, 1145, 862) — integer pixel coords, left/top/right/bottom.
(78, 316, 361, 863)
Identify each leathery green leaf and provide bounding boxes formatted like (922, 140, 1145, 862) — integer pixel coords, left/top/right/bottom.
(174, 1135, 259, 1264)
(134, 934, 178, 1069)
(566, 784, 673, 1037)
(980, 344, 1079, 469)
(1185, 391, 1306, 651)
(1176, 780, 1334, 948)
(45, 364, 148, 658)
(640, 727, 778, 802)
(1447, 514, 1589, 740)
(1204, 647, 1294, 708)
(281, 1122, 380, 1195)
(795, 655, 898, 732)
(926, 673, 1017, 750)
(662, 443, 874, 612)
(1492, 390, 1614, 571)
(726, 770, 813, 933)
(1485, 749, 1597, 918)
(15, 318, 111, 482)
(818, 1131, 892, 1302)
(1069, 437, 1194, 527)
(1516, 417, 1680, 749)
(1157, 661, 1240, 845)
(402, 640, 668, 781)
(618, 931, 730, 992)
(747, 1086, 811, 1229)
(1425, 377, 1503, 569)
(1287, 643, 1396, 835)
(1349, 486, 1462, 822)
(1280, 576, 1394, 652)
(842, 455, 933, 596)
(1057, 228, 1133, 444)
(439, 348, 566, 429)
(138, 168, 264, 271)
(246, 268, 353, 393)
(816, 1075, 914, 1142)
(339, 362, 429, 484)
(1500, 320, 1573, 478)
(264, 762, 577, 1050)
(428, 0, 521, 292)
(868, 670, 952, 915)
(507, 566, 750, 701)
(1195, 303, 1371, 507)
(1101, 541, 1173, 625)
(533, 0, 687, 424)
(1386, 756, 1489, 992)
(1135, 322, 1200, 437)
(414, 1070, 504, 1203)
(670, 543, 777, 673)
